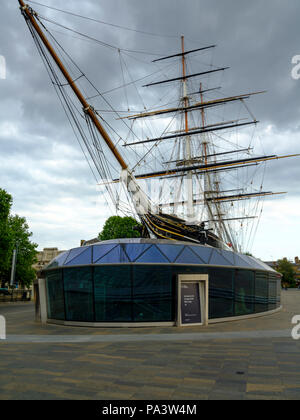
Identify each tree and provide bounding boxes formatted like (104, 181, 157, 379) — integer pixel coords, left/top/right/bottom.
(276, 258, 296, 287)
(99, 216, 142, 241)
(0, 188, 38, 288)
(0, 189, 13, 284)
(8, 215, 38, 289)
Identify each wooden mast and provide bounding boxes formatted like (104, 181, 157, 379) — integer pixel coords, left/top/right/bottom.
(181, 36, 189, 136)
(18, 0, 128, 171)
(181, 36, 194, 219)
(200, 83, 208, 165)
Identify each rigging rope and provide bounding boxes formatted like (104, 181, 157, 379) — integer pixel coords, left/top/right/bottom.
(23, 6, 269, 251)
(27, 0, 181, 39)
(38, 15, 165, 56)
(26, 17, 122, 215)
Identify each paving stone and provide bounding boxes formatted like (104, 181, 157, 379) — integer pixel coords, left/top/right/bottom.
(0, 291, 300, 400)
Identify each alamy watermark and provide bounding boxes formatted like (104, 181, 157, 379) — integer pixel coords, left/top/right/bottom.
(291, 315, 300, 340)
(0, 55, 6, 80)
(0, 316, 6, 340)
(291, 55, 300, 80)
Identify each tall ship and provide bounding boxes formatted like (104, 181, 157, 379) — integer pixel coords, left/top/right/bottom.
(17, 1, 299, 254)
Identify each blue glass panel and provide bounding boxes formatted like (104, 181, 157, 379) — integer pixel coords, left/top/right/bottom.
(64, 247, 87, 265)
(276, 279, 281, 307)
(47, 251, 69, 269)
(132, 265, 173, 322)
(268, 280, 277, 310)
(254, 271, 268, 313)
(119, 244, 131, 262)
(208, 268, 234, 319)
(220, 250, 235, 265)
(124, 244, 151, 262)
(65, 247, 92, 266)
(136, 245, 169, 263)
(233, 253, 253, 268)
(175, 247, 202, 264)
(93, 244, 118, 263)
(190, 246, 213, 264)
(64, 267, 94, 322)
(209, 249, 232, 266)
(156, 244, 183, 263)
(249, 257, 272, 271)
(94, 266, 132, 322)
(242, 256, 263, 270)
(268, 274, 281, 308)
(234, 270, 255, 316)
(97, 245, 129, 264)
(46, 270, 65, 320)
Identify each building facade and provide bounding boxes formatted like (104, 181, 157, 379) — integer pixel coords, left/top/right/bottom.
(33, 248, 66, 274)
(265, 257, 300, 286)
(293, 257, 300, 285)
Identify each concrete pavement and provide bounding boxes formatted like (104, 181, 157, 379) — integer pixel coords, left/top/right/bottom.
(0, 290, 299, 400)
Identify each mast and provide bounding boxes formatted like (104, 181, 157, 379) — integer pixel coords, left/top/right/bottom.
(18, 0, 128, 171)
(200, 83, 207, 164)
(17, 0, 157, 224)
(199, 81, 214, 238)
(181, 36, 194, 221)
(198, 82, 234, 247)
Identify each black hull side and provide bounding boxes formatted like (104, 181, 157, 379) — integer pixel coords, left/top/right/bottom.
(141, 212, 226, 249)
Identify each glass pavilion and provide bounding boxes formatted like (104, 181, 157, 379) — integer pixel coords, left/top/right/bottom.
(42, 239, 281, 326)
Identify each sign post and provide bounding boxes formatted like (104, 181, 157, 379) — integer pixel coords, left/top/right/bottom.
(181, 283, 202, 325)
(177, 274, 208, 327)
(10, 249, 17, 287)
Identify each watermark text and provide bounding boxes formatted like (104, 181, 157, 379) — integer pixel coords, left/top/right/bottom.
(291, 55, 300, 80)
(291, 315, 300, 340)
(0, 55, 6, 80)
(0, 316, 6, 340)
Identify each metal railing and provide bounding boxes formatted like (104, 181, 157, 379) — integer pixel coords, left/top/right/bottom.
(0, 290, 32, 303)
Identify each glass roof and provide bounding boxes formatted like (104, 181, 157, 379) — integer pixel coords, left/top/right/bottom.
(44, 239, 276, 273)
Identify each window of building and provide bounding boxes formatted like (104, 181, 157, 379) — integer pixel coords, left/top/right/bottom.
(94, 265, 132, 322)
(208, 268, 234, 319)
(46, 269, 65, 320)
(132, 266, 173, 322)
(63, 267, 94, 322)
(254, 272, 268, 313)
(234, 270, 254, 316)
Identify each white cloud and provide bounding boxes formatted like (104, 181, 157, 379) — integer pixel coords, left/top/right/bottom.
(251, 197, 300, 260)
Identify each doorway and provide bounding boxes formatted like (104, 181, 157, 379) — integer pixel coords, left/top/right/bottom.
(177, 274, 208, 327)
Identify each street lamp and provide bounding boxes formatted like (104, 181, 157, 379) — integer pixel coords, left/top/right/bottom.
(10, 240, 20, 287)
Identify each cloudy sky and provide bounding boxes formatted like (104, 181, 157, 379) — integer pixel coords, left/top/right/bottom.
(1, 0, 300, 261)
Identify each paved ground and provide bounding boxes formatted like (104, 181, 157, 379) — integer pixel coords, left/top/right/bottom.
(0, 290, 300, 400)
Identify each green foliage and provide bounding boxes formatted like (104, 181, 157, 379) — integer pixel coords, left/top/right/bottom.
(99, 216, 142, 241)
(244, 252, 253, 257)
(0, 189, 13, 282)
(276, 258, 296, 287)
(0, 188, 12, 221)
(0, 188, 38, 288)
(8, 215, 38, 288)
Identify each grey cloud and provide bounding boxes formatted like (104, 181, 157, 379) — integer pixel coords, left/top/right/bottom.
(1, 0, 300, 252)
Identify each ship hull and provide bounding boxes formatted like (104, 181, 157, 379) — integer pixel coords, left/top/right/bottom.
(141, 212, 225, 249)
